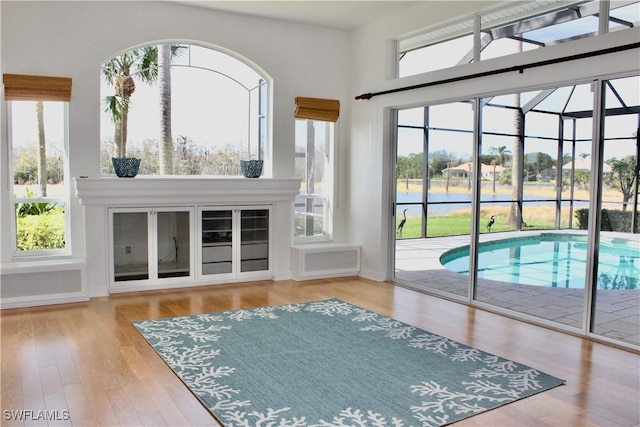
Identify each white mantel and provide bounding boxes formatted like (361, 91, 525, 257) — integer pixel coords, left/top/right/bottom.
(74, 176, 301, 206)
(74, 176, 301, 297)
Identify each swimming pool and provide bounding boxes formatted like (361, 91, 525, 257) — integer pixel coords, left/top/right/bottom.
(440, 233, 640, 290)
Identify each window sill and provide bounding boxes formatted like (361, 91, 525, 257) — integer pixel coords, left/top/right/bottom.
(1, 257, 85, 275)
(294, 235, 333, 244)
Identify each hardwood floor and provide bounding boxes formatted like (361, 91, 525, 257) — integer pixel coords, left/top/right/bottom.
(1, 277, 639, 426)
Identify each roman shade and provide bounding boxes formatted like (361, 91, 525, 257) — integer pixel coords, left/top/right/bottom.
(295, 97, 340, 122)
(3, 73, 72, 102)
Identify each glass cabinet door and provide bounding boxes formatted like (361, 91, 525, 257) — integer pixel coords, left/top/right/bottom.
(201, 209, 234, 275)
(157, 211, 191, 279)
(113, 212, 149, 281)
(240, 209, 269, 272)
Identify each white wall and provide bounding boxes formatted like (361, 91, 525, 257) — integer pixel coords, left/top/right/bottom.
(346, 1, 640, 280)
(0, 1, 348, 261)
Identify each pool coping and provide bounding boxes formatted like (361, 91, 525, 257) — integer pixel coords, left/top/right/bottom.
(396, 229, 639, 272)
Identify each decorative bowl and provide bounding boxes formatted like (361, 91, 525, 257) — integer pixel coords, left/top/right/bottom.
(240, 160, 263, 178)
(112, 157, 141, 178)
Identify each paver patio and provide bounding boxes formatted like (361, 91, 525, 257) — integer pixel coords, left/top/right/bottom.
(394, 231, 640, 346)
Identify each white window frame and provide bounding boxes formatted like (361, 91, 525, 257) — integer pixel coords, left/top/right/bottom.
(8, 101, 71, 258)
(294, 119, 335, 242)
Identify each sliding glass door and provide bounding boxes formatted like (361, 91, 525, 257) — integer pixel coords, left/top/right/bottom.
(392, 74, 639, 350)
(591, 76, 640, 347)
(394, 101, 475, 299)
(473, 83, 595, 330)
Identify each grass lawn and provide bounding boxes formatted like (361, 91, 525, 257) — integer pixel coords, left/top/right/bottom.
(396, 211, 558, 239)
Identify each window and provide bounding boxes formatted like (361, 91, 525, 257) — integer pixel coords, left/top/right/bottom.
(294, 119, 334, 239)
(609, 1, 640, 32)
(394, 75, 639, 349)
(399, 17, 475, 77)
(293, 97, 339, 240)
(398, 0, 640, 78)
(4, 74, 71, 255)
(100, 43, 269, 175)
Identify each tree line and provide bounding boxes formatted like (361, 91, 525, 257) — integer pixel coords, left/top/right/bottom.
(397, 148, 563, 182)
(13, 141, 64, 186)
(397, 149, 639, 211)
(100, 137, 245, 176)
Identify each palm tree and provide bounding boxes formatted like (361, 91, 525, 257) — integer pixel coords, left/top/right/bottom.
(102, 47, 158, 158)
(496, 145, 511, 166)
(103, 44, 186, 171)
(507, 100, 525, 228)
(36, 101, 47, 197)
(158, 43, 173, 175)
(507, 39, 525, 229)
(489, 145, 511, 193)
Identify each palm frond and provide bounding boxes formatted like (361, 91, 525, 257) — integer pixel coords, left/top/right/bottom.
(137, 46, 159, 84)
(171, 44, 189, 59)
(102, 43, 191, 87)
(101, 60, 120, 85)
(103, 95, 130, 123)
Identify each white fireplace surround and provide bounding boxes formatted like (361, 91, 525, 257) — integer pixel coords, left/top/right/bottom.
(74, 176, 301, 297)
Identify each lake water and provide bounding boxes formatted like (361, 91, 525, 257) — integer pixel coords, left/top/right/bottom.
(396, 191, 590, 216)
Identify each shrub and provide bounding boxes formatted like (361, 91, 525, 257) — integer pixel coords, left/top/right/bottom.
(16, 210, 65, 250)
(575, 208, 640, 233)
(16, 188, 57, 217)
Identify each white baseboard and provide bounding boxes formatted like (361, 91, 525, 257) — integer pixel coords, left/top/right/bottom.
(1, 294, 89, 310)
(358, 268, 387, 282)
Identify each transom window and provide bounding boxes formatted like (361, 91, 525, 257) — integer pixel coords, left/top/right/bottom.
(398, 0, 640, 78)
(100, 43, 269, 175)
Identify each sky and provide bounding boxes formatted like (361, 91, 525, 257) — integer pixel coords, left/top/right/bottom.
(10, 102, 65, 154)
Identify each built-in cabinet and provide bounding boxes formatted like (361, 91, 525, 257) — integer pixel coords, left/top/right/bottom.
(200, 206, 271, 277)
(108, 203, 272, 291)
(109, 207, 193, 288)
(74, 176, 301, 297)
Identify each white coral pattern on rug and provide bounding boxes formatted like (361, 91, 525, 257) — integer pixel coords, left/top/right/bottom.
(133, 299, 562, 427)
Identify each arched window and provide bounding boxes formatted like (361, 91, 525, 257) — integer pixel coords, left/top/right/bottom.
(100, 43, 269, 175)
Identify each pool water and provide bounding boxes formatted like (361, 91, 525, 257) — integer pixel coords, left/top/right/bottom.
(440, 233, 640, 290)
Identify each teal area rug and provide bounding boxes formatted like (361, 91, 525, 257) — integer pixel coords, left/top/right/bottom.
(133, 299, 565, 426)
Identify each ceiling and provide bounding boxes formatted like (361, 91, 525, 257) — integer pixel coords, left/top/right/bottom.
(171, 1, 424, 31)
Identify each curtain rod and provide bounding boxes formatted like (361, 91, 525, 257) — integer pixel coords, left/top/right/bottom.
(355, 41, 640, 101)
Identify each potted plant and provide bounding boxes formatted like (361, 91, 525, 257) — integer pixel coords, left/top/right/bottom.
(103, 53, 147, 178)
